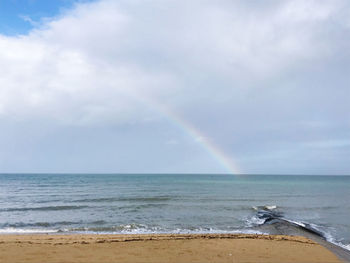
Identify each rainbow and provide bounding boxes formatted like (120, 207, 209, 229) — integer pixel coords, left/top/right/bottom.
(138, 96, 242, 175)
(123, 90, 241, 174)
(162, 108, 241, 175)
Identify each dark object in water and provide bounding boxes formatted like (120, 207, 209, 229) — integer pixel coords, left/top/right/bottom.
(254, 208, 350, 263)
(256, 208, 324, 238)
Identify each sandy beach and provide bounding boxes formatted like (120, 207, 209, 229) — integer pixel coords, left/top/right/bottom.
(0, 233, 342, 263)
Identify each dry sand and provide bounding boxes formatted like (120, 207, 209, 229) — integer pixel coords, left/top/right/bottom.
(0, 233, 342, 263)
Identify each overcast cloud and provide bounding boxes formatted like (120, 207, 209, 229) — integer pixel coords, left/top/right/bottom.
(0, 0, 349, 174)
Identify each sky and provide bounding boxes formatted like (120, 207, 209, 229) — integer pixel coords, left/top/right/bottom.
(0, 0, 349, 175)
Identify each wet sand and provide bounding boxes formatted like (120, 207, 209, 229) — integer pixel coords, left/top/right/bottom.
(0, 233, 342, 263)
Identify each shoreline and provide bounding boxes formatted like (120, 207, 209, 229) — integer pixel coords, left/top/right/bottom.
(0, 233, 343, 263)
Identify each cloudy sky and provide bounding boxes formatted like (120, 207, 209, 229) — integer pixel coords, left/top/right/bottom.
(0, 0, 349, 174)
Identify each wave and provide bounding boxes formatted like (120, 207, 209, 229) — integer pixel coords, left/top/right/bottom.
(71, 196, 175, 203)
(252, 205, 277, 211)
(0, 223, 266, 235)
(0, 205, 89, 212)
(1, 221, 95, 228)
(59, 224, 266, 235)
(0, 227, 59, 234)
(116, 203, 169, 211)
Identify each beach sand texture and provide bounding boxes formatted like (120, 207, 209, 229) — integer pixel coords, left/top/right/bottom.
(0, 234, 342, 263)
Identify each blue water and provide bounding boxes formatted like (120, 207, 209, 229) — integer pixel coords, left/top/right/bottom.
(0, 174, 349, 249)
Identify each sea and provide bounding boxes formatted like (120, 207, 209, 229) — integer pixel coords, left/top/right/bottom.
(0, 174, 349, 250)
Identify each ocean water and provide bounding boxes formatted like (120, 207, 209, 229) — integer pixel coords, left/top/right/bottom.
(0, 174, 349, 249)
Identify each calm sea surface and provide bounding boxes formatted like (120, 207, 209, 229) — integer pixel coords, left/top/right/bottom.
(0, 174, 349, 249)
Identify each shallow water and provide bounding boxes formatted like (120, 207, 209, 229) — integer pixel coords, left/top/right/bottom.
(0, 174, 349, 249)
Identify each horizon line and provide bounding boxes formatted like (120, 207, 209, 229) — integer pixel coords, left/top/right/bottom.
(0, 173, 349, 176)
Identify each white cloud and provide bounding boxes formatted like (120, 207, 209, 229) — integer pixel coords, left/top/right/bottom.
(1, 0, 346, 123)
(19, 15, 40, 27)
(0, 0, 349, 173)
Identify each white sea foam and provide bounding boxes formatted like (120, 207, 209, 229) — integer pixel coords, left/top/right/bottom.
(329, 239, 350, 251)
(252, 205, 277, 211)
(57, 225, 267, 236)
(245, 216, 265, 226)
(284, 219, 306, 228)
(0, 227, 58, 234)
(321, 231, 350, 251)
(4, 224, 347, 251)
(265, 205, 277, 210)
